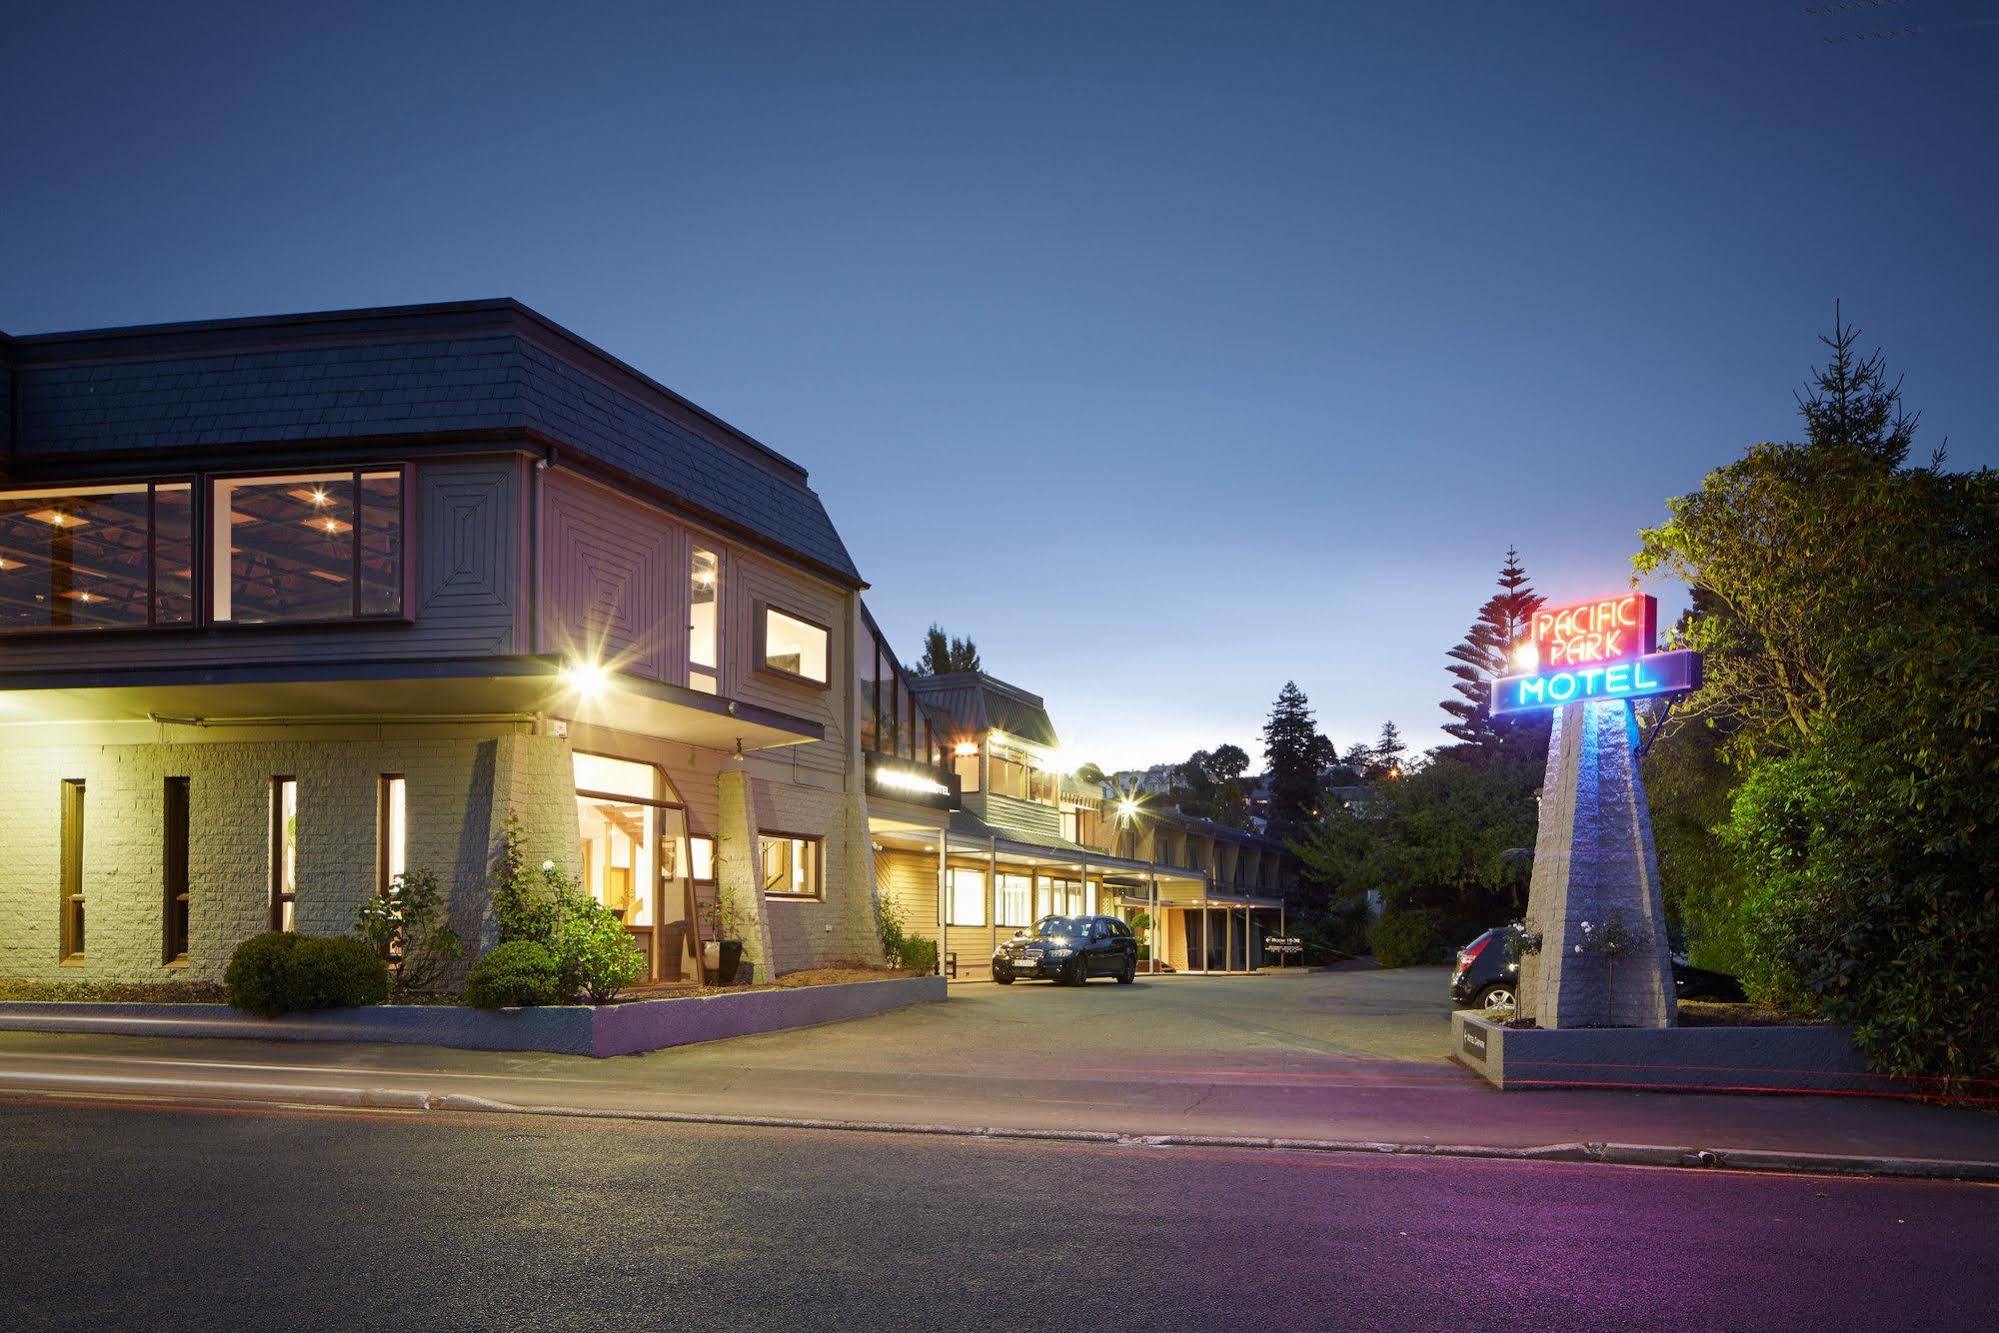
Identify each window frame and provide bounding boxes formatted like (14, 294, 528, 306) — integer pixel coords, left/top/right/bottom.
(759, 831, 824, 900)
(751, 600, 832, 688)
(163, 776, 191, 964)
(688, 547, 721, 694)
(376, 774, 407, 899)
(0, 464, 414, 637)
(60, 779, 85, 962)
(208, 464, 413, 628)
(269, 776, 298, 932)
(0, 479, 198, 636)
(946, 867, 987, 927)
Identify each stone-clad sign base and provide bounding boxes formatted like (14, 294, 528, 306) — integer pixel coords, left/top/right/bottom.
(1518, 699, 1677, 1030)
(1450, 1011, 1880, 1094)
(0, 975, 947, 1059)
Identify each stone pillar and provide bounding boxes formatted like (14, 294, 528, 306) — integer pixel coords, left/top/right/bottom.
(1519, 700, 1677, 1029)
(715, 764, 777, 981)
(841, 778, 881, 964)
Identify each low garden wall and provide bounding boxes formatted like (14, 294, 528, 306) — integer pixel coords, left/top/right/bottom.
(0, 975, 946, 1059)
(1450, 1010, 1889, 1095)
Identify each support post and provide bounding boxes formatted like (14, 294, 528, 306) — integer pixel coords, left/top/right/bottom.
(936, 829, 948, 978)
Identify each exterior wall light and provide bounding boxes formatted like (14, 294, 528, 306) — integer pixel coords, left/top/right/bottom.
(561, 660, 609, 696)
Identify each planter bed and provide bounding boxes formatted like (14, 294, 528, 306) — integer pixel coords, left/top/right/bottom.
(1450, 1010, 1894, 1095)
(0, 974, 946, 1058)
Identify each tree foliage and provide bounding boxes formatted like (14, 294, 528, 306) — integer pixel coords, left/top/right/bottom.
(1262, 682, 1332, 838)
(1441, 547, 1549, 760)
(909, 624, 982, 676)
(1636, 310, 1999, 1089)
(1170, 743, 1254, 829)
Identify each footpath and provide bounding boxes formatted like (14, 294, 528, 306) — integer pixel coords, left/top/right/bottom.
(1, 968, 1993, 1182)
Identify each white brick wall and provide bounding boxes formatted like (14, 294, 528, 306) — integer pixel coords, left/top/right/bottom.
(0, 725, 577, 985)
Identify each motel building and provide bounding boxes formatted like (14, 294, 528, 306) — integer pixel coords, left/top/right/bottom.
(0, 300, 886, 988)
(864, 665, 1299, 981)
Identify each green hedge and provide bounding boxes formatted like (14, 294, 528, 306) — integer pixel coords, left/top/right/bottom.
(465, 941, 563, 1009)
(1368, 909, 1444, 968)
(224, 932, 390, 1017)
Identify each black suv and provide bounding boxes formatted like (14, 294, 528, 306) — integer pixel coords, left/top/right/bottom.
(993, 915, 1138, 986)
(1450, 925, 1747, 1011)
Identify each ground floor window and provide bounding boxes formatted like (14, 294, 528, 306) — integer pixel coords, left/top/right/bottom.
(1037, 876, 1088, 919)
(995, 872, 1032, 928)
(269, 778, 297, 931)
(761, 834, 822, 899)
(60, 780, 85, 960)
(163, 777, 190, 963)
(947, 868, 986, 926)
(377, 775, 406, 896)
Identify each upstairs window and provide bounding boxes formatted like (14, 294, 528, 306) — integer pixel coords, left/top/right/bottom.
(689, 549, 719, 694)
(212, 469, 404, 624)
(755, 603, 829, 686)
(0, 482, 193, 631)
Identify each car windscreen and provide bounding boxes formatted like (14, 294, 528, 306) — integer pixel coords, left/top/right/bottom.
(1030, 917, 1089, 938)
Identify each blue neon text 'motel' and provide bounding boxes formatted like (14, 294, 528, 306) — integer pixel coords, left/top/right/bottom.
(1490, 650, 1702, 716)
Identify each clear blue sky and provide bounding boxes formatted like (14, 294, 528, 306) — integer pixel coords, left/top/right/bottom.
(4, 2, 1994, 769)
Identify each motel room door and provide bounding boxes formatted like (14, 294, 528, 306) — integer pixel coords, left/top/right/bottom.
(573, 754, 694, 984)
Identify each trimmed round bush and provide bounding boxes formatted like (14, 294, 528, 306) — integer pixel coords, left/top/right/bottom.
(465, 941, 563, 1009)
(224, 932, 390, 1017)
(1368, 909, 1443, 968)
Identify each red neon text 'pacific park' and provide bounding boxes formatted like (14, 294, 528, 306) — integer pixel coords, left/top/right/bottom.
(1528, 593, 1656, 668)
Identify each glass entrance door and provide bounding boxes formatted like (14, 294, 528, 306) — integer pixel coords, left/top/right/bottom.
(573, 753, 689, 984)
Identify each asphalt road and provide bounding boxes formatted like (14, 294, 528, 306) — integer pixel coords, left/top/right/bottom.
(1, 1097, 1993, 1331)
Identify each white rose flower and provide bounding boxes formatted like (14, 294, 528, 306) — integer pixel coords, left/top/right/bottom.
(541, 860, 555, 872)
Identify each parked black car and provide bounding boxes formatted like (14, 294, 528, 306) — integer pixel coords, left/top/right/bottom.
(1450, 925, 1747, 1011)
(993, 915, 1138, 986)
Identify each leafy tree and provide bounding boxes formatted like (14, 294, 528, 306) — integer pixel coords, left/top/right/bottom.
(1441, 547, 1548, 759)
(909, 624, 982, 676)
(1636, 309, 1998, 1090)
(1168, 743, 1255, 829)
(1262, 682, 1326, 837)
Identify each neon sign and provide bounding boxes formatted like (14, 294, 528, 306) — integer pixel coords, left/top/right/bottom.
(1524, 593, 1657, 671)
(1493, 590, 1698, 715)
(1491, 650, 1702, 715)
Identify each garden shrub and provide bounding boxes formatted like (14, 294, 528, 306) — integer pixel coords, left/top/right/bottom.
(556, 901, 646, 1004)
(354, 867, 463, 996)
(874, 892, 938, 972)
(224, 932, 390, 1017)
(465, 941, 563, 1009)
(1368, 908, 1442, 968)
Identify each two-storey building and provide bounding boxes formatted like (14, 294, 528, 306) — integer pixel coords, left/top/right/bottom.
(0, 300, 877, 987)
(868, 669, 1297, 980)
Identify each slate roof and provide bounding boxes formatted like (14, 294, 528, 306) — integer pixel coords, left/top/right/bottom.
(0, 300, 861, 585)
(910, 671, 1061, 748)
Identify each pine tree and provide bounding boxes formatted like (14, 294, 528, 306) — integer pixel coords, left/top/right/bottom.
(1795, 301, 1918, 466)
(1371, 721, 1406, 778)
(908, 624, 982, 676)
(1262, 681, 1324, 835)
(1441, 548, 1547, 757)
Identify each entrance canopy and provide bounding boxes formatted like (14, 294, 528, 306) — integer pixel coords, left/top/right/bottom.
(0, 655, 825, 753)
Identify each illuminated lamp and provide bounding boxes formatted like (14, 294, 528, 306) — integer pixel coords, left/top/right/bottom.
(561, 660, 609, 696)
(953, 741, 978, 757)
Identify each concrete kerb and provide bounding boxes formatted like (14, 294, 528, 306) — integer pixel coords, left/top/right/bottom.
(4, 1071, 1993, 1183)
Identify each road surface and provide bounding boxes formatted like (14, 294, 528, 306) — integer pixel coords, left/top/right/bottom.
(0, 1096, 1992, 1330)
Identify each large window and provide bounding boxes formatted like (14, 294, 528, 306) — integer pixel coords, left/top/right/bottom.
(995, 872, 1032, 928)
(0, 482, 193, 631)
(755, 603, 829, 686)
(761, 834, 822, 899)
(859, 608, 941, 765)
(212, 469, 404, 624)
(270, 778, 298, 931)
(1037, 876, 1088, 919)
(947, 868, 986, 926)
(689, 548, 719, 694)
(163, 777, 190, 964)
(60, 780, 85, 961)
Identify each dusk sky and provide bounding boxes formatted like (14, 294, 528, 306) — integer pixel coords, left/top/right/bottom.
(4, 2, 1993, 770)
